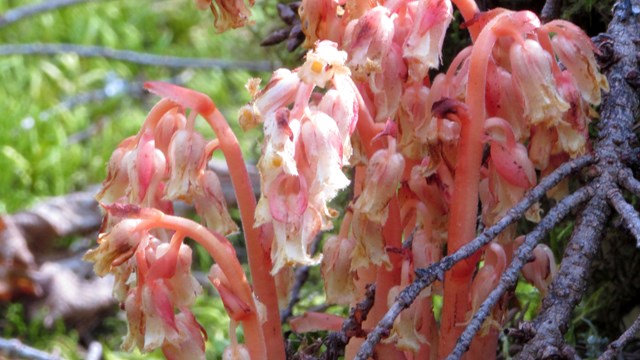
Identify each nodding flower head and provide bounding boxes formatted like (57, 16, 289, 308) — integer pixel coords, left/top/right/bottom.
(197, 0, 254, 33)
(164, 129, 208, 202)
(403, 0, 453, 82)
(343, 6, 395, 80)
(238, 69, 301, 131)
(545, 20, 609, 105)
(510, 39, 570, 127)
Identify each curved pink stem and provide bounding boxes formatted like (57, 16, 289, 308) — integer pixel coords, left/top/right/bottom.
(144, 82, 285, 360)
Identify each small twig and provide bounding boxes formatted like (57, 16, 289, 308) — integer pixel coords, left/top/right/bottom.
(354, 155, 594, 360)
(599, 310, 640, 360)
(323, 284, 377, 360)
(618, 169, 640, 197)
(607, 188, 640, 247)
(0, 0, 104, 28)
(0, 43, 277, 71)
(448, 186, 594, 359)
(0, 337, 60, 360)
(540, 0, 563, 23)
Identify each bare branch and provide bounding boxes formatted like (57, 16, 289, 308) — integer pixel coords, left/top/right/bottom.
(517, 193, 610, 358)
(353, 155, 594, 360)
(599, 309, 640, 360)
(607, 188, 640, 247)
(0, 337, 60, 360)
(540, 0, 563, 23)
(0, 0, 105, 28)
(448, 186, 594, 359)
(323, 284, 376, 360)
(618, 169, 640, 197)
(0, 43, 277, 71)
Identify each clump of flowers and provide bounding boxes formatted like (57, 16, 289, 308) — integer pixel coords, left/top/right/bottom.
(85, 0, 608, 359)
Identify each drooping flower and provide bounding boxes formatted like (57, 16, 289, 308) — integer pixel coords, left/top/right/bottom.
(343, 6, 395, 81)
(164, 129, 208, 202)
(193, 170, 239, 236)
(545, 20, 609, 105)
(403, 0, 453, 82)
(321, 234, 357, 305)
(196, 0, 254, 33)
(83, 218, 144, 276)
(510, 39, 570, 127)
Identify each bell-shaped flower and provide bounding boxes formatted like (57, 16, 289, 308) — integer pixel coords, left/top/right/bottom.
(238, 69, 301, 131)
(299, 110, 350, 222)
(299, 40, 350, 88)
(369, 44, 407, 122)
(198, 0, 254, 33)
(122, 237, 204, 353)
(545, 20, 609, 105)
(209, 265, 253, 321)
(154, 109, 186, 156)
(485, 63, 528, 141)
(193, 170, 239, 236)
(403, 0, 453, 82)
(97, 137, 135, 204)
(350, 211, 390, 270)
(510, 39, 570, 127)
(267, 175, 323, 273)
(161, 310, 207, 360)
(353, 143, 405, 223)
(321, 234, 357, 305)
(127, 131, 167, 206)
(468, 243, 506, 332)
(164, 129, 208, 202)
(484, 117, 536, 188)
(343, 6, 395, 81)
(83, 218, 144, 276)
(383, 259, 428, 352)
(317, 76, 359, 163)
(521, 241, 557, 296)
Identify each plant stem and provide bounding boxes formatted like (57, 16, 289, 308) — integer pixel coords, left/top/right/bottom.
(201, 107, 286, 360)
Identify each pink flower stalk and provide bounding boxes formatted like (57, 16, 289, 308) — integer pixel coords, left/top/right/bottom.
(195, 0, 254, 33)
(403, 0, 453, 82)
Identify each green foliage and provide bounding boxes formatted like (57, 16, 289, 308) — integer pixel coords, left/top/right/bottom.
(0, 0, 276, 213)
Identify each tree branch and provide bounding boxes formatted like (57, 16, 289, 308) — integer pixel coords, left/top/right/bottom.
(618, 169, 640, 198)
(598, 310, 640, 360)
(540, 0, 563, 23)
(0, 0, 104, 28)
(0, 43, 277, 71)
(354, 155, 594, 360)
(606, 188, 640, 247)
(0, 337, 60, 360)
(449, 186, 594, 359)
(323, 284, 377, 360)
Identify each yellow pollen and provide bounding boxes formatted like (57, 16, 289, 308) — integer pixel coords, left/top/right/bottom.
(311, 61, 324, 73)
(272, 155, 283, 167)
